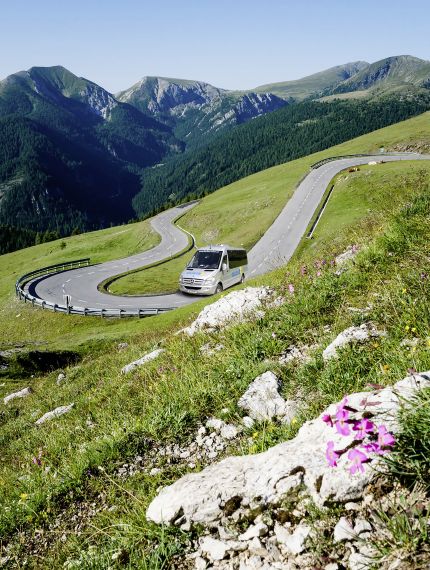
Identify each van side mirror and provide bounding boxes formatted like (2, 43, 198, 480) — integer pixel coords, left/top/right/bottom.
(222, 263, 228, 272)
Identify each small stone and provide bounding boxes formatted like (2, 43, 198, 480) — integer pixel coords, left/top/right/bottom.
(35, 403, 74, 426)
(238, 371, 291, 421)
(345, 502, 360, 511)
(199, 537, 229, 561)
(195, 556, 207, 570)
(117, 342, 129, 350)
(239, 522, 268, 541)
(248, 536, 269, 557)
(354, 518, 372, 534)
(278, 524, 310, 555)
(220, 424, 239, 440)
(121, 348, 164, 374)
(150, 468, 161, 476)
(242, 416, 255, 428)
(206, 418, 225, 432)
(333, 517, 355, 542)
(324, 564, 339, 570)
(4, 387, 32, 405)
(56, 373, 66, 385)
(197, 426, 207, 436)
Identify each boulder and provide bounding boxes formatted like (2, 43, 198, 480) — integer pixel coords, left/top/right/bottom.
(121, 348, 164, 374)
(35, 403, 74, 426)
(323, 323, 384, 361)
(181, 287, 273, 336)
(146, 373, 429, 527)
(238, 371, 297, 422)
(4, 387, 31, 405)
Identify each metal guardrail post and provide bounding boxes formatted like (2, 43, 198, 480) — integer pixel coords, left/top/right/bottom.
(15, 257, 175, 318)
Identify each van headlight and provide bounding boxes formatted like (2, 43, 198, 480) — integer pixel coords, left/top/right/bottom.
(205, 277, 216, 284)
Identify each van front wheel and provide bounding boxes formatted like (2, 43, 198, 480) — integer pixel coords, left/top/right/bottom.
(215, 283, 223, 294)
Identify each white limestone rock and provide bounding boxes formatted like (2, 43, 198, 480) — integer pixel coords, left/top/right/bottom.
(181, 287, 273, 336)
(121, 348, 164, 374)
(199, 536, 230, 561)
(35, 403, 74, 426)
(146, 373, 430, 527)
(238, 371, 297, 422)
(354, 518, 372, 534)
(335, 245, 359, 267)
(57, 373, 66, 385)
(239, 522, 268, 541)
(323, 323, 384, 361)
(242, 416, 255, 428)
(277, 524, 311, 555)
(333, 516, 355, 542)
(4, 387, 31, 405)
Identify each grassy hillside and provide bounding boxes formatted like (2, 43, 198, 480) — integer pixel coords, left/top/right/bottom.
(254, 61, 368, 99)
(1, 154, 430, 567)
(0, 111, 429, 360)
(133, 95, 430, 218)
(111, 111, 430, 295)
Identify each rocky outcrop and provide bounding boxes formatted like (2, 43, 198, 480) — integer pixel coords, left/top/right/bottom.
(237, 371, 297, 422)
(3, 387, 32, 405)
(121, 348, 164, 374)
(181, 287, 273, 336)
(117, 77, 288, 144)
(146, 372, 429, 527)
(35, 404, 74, 426)
(323, 323, 385, 361)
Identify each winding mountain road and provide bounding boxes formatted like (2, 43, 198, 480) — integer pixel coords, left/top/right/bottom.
(25, 153, 430, 313)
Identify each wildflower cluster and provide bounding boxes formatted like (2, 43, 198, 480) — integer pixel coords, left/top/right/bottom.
(324, 397, 395, 475)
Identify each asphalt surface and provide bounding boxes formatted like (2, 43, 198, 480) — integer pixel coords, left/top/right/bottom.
(28, 153, 430, 311)
(248, 153, 430, 277)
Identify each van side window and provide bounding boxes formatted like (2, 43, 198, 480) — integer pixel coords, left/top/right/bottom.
(228, 250, 248, 269)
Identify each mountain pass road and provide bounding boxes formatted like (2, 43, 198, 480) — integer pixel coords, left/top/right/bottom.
(26, 153, 430, 313)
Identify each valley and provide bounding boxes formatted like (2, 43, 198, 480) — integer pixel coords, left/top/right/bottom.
(1, 51, 430, 569)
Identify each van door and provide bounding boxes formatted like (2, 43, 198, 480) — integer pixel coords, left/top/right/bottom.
(221, 254, 233, 289)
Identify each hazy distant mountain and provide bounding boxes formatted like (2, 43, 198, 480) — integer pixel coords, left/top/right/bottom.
(0, 66, 181, 241)
(322, 56, 430, 98)
(253, 62, 369, 100)
(117, 76, 288, 147)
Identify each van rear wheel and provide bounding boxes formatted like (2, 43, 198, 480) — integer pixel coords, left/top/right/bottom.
(240, 274, 245, 284)
(215, 283, 223, 294)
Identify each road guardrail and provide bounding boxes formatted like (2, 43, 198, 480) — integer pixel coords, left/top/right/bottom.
(310, 152, 419, 170)
(15, 258, 175, 318)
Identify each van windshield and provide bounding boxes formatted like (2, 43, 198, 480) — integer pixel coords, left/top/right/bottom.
(188, 251, 222, 270)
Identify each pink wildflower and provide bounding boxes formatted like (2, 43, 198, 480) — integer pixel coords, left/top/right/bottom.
(351, 244, 358, 254)
(316, 270, 322, 277)
(352, 418, 375, 440)
(300, 265, 307, 276)
(32, 449, 43, 467)
(362, 441, 381, 454)
(326, 441, 340, 467)
(322, 414, 333, 428)
(377, 425, 395, 450)
(335, 408, 351, 436)
(348, 448, 368, 474)
(288, 284, 295, 295)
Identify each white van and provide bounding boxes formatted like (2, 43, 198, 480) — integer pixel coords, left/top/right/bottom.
(179, 245, 248, 295)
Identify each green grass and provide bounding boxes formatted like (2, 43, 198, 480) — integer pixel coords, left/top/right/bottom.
(1, 156, 430, 567)
(111, 110, 430, 296)
(1, 111, 429, 332)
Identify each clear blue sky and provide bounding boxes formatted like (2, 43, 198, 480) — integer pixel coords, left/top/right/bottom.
(1, 0, 429, 93)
